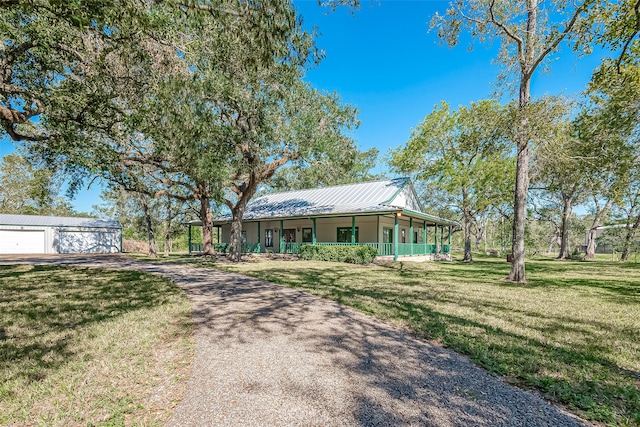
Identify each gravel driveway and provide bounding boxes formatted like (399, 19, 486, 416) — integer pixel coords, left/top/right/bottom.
(0, 254, 588, 427)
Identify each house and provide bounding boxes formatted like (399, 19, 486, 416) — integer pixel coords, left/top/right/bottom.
(0, 214, 122, 254)
(187, 178, 457, 261)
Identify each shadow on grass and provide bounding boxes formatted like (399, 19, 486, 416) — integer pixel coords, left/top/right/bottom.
(0, 264, 184, 385)
(226, 262, 639, 425)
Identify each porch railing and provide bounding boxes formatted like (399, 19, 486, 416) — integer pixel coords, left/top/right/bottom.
(189, 241, 450, 256)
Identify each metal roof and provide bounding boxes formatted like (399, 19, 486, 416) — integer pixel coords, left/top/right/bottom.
(214, 178, 409, 221)
(0, 213, 121, 229)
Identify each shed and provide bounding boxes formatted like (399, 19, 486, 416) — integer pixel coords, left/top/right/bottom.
(0, 214, 122, 254)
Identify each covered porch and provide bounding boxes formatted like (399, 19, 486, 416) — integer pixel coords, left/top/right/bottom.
(188, 210, 454, 261)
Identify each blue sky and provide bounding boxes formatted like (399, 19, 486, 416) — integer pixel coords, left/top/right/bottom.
(1, 0, 608, 213)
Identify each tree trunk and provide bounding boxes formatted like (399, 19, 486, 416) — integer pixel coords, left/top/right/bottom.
(463, 210, 473, 262)
(508, 0, 539, 283)
(198, 195, 215, 256)
(481, 218, 488, 254)
(585, 198, 613, 260)
(229, 209, 244, 262)
(140, 195, 157, 258)
(557, 194, 573, 259)
(228, 181, 258, 262)
(620, 214, 640, 262)
(164, 195, 172, 257)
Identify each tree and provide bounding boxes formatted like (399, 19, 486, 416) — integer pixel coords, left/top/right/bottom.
(390, 100, 514, 262)
(434, 0, 598, 281)
(216, 81, 358, 262)
(269, 147, 380, 192)
(0, 153, 73, 215)
(0, 0, 169, 143)
(583, 31, 640, 259)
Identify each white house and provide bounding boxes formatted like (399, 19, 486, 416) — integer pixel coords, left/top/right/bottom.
(188, 178, 457, 261)
(0, 214, 122, 254)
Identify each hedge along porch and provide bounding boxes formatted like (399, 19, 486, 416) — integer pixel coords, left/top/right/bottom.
(187, 178, 456, 261)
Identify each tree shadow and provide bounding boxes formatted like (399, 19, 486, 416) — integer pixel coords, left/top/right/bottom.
(0, 264, 185, 386)
(203, 263, 638, 425)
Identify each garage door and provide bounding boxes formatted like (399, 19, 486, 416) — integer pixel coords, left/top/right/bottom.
(0, 230, 46, 254)
(58, 231, 119, 253)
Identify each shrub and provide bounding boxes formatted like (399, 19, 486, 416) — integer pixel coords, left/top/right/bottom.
(299, 244, 378, 264)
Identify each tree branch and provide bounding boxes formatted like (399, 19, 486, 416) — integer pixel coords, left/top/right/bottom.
(530, 0, 593, 74)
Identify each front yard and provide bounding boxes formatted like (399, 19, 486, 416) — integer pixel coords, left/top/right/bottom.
(183, 254, 640, 426)
(0, 264, 193, 426)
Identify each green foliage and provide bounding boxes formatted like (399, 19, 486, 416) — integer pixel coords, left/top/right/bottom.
(0, 153, 74, 216)
(269, 147, 382, 191)
(390, 100, 514, 261)
(299, 244, 378, 264)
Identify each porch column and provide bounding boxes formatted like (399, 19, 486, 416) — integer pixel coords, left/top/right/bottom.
(394, 213, 399, 261)
(409, 217, 413, 256)
(423, 221, 427, 253)
(312, 218, 317, 244)
(257, 221, 261, 253)
(279, 219, 284, 253)
(351, 216, 356, 245)
(434, 224, 438, 254)
(188, 224, 192, 254)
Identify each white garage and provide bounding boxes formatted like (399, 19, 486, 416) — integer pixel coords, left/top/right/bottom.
(0, 214, 121, 254)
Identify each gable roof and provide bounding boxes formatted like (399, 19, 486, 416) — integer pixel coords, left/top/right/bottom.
(0, 213, 120, 229)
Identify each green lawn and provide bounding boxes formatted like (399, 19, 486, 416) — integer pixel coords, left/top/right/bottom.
(0, 264, 193, 426)
(178, 253, 640, 426)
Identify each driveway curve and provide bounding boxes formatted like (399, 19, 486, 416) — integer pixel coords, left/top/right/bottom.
(0, 254, 587, 427)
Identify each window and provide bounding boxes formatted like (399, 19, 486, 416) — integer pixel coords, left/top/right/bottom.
(383, 227, 393, 243)
(413, 231, 418, 244)
(401, 229, 406, 243)
(302, 228, 313, 243)
(337, 227, 359, 243)
(241, 231, 247, 244)
(265, 229, 273, 247)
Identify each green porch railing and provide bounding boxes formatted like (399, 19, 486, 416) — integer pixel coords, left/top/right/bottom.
(189, 241, 450, 256)
(189, 242, 261, 253)
(281, 242, 302, 254)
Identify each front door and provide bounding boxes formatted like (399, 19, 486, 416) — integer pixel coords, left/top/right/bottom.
(283, 229, 296, 243)
(282, 229, 296, 253)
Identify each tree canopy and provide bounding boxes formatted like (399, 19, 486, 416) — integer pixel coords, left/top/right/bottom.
(390, 100, 514, 262)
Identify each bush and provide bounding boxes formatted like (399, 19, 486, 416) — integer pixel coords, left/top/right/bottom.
(299, 244, 378, 264)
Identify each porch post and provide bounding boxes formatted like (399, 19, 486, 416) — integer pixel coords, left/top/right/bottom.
(351, 216, 356, 245)
(279, 219, 284, 253)
(312, 218, 317, 244)
(434, 224, 438, 253)
(409, 217, 413, 256)
(257, 221, 261, 253)
(394, 213, 399, 261)
(188, 224, 192, 254)
(423, 221, 427, 253)
(422, 221, 427, 244)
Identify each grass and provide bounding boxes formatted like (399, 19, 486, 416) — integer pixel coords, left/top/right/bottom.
(0, 264, 193, 426)
(168, 252, 640, 426)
